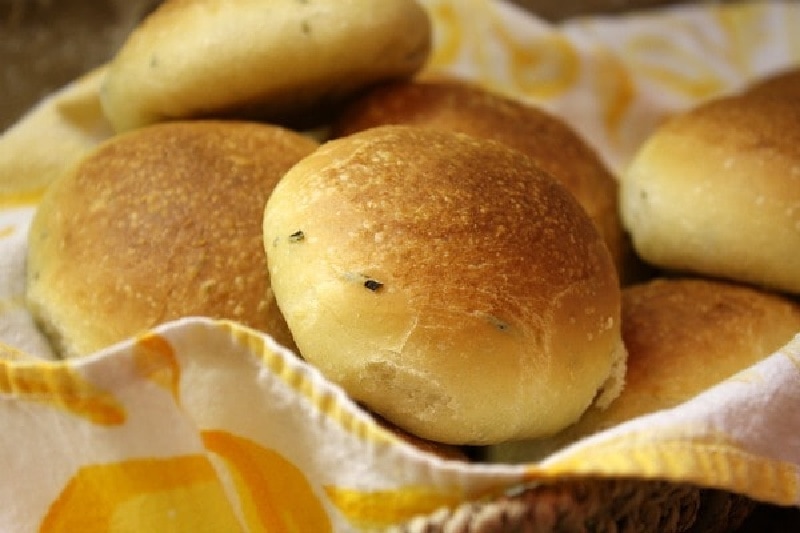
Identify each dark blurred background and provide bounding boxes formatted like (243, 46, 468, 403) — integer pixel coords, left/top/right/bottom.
(0, 0, 160, 130)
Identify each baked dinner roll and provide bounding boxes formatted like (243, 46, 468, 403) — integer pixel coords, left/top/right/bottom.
(263, 125, 626, 445)
(100, 0, 432, 132)
(620, 84, 800, 295)
(487, 277, 800, 462)
(332, 79, 628, 278)
(27, 120, 318, 358)
(746, 65, 800, 98)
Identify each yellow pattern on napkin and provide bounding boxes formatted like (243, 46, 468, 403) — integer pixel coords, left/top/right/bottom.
(0, 358, 125, 425)
(40, 456, 242, 532)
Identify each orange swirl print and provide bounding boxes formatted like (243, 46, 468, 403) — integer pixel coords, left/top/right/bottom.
(591, 48, 636, 148)
(202, 430, 332, 532)
(714, 2, 772, 79)
(624, 30, 725, 100)
(425, 1, 464, 71)
(40, 455, 242, 532)
(132, 333, 182, 402)
(487, 12, 580, 100)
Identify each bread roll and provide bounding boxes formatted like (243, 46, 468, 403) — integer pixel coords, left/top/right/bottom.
(100, 0, 432, 132)
(263, 125, 626, 445)
(620, 85, 800, 295)
(27, 120, 318, 358)
(746, 66, 800, 98)
(333, 79, 628, 277)
(487, 277, 800, 462)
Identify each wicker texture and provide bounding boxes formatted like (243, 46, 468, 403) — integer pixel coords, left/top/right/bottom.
(391, 478, 756, 533)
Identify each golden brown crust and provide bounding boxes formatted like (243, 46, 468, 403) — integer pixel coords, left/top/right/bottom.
(745, 66, 800, 98)
(27, 120, 318, 358)
(100, 0, 432, 131)
(264, 125, 624, 444)
(620, 278, 800, 412)
(332, 78, 627, 276)
(487, 277, 800, 462)
(620, 86, 800, 295)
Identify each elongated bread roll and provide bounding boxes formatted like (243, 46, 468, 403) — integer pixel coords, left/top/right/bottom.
(100, 0, 432, 131)
(264, 125, 626, 445)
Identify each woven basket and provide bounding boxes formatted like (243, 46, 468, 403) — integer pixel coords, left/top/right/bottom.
(391, 478, 757, 533)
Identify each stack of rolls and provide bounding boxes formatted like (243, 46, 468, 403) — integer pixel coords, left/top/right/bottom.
(20, 0, 800, 458)
(483, 64, 800, 460)
(25, 0, 633, 449)
(330, 77, 631, 280)
(481, 64, 800, 461)
(27, 0, 433, 359)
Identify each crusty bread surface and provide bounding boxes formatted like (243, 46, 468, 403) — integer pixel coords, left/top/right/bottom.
(27, 120, 318, 358)
(333, 79, 628, 276)
(263, 125, 625, 445)
(100, 0, 432, 131)
(746, 65, 800, 98)
(620, 82, 800, 294)
(487, 276, 800, 462)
